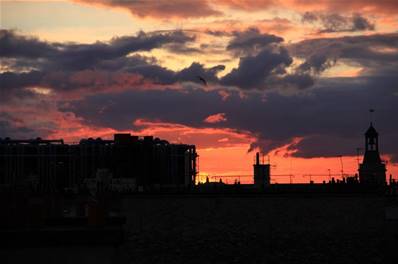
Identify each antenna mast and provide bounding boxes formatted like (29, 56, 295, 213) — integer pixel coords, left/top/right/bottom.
(369, 109, 375, 124)
(339, 155, 344, 180)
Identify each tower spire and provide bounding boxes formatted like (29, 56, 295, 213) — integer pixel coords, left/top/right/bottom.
(359, 122, 386, 186)
(369, 108, 375, 125)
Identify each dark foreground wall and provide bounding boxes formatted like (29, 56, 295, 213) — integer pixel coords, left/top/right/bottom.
(3, 194, 398, 264)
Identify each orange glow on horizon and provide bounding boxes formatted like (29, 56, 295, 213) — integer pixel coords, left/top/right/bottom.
(45, 117, 398, 184)
(199, 145, 398, 185)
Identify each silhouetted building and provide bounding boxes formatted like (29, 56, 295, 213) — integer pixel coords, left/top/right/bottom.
(358, 123, 386, 186)
(0, 134, 197, 192)
(0, 138, 68, 192)
(253, 152, 270, 187)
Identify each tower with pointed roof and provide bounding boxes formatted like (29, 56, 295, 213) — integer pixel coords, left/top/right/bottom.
(358, 123, 386, 186)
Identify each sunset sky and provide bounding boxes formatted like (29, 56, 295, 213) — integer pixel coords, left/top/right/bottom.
(1, 0, 398, 183)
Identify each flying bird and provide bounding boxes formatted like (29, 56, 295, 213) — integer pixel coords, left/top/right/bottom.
(197, 75, 207, 86)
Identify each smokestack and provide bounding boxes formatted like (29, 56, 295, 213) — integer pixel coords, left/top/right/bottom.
(256, 152, 260, 165)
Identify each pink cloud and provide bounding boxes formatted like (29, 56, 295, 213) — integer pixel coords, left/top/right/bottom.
(74, 0, 221, 19)
(204, 113, 227, 124)
(75, 0, 398, 20)
(133, 118, 253, 149)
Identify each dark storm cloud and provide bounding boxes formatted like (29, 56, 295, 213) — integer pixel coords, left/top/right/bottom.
(0, 71, 43, 90)
(60, 76, 398, 161)
(110, 60, 225, 86)
(175, 63, 225, 83)
(221, 47, 292, 89)
(226, 28, 284, 56)
(1, 30, 219, 93)
(1, 29, 315, 93)
(0, 71, 42, 102)
(57, 31, 194, 71)
(0, 30, 58, 58)
(0, 29, 194, 71)
(2, 29, 397, 161)
(269, 73, 314, 91)
(221, 45, 313, 91)
(302, 12, 375, 33)
(218, 28, 314, 91)
(292, 33, 398, 75)
(3, 30, 398, 95)
(296, 53, 332, 75)
(0, 58, 224, 94)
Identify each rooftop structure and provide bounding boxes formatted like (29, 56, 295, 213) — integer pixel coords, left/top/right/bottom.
(253, 152, 270, 187)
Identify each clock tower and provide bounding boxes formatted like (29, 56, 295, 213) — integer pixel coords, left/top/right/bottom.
(358, 123, 386, 186)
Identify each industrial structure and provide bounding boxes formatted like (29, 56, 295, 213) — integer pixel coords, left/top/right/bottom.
(253, 152, 270, 187)
(358, 123, 386, 186)
(0, 133, 197, 192)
